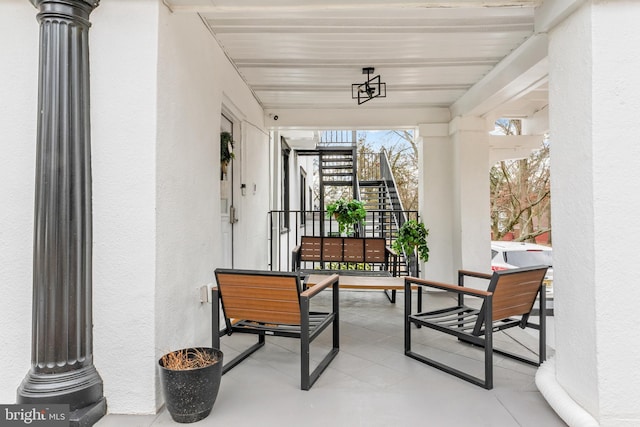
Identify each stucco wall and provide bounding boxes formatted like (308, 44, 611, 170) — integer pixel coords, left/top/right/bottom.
(154, 3, 269, 413)
(155, 5, 221, 411)
(549, 2, 640, 425)
(91, 0, 161, 414)
(591, 3, 640, 424)
(549, 2, 599, 418)
(0, 0, 39, 406)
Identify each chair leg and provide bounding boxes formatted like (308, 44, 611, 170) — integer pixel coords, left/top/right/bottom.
(383, 289, 397, 303)
(301, 305, 310, 390)
(405, 316, 494, 389)
(300, 297, 340, 390)
(539, 285, 547, 364)
(404, 291, 412, 354)
(484, 324, 493, 390)
(222, 334, 265, 375)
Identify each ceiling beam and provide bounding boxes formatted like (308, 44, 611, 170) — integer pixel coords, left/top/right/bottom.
(210, 24, 532, 34)
(450, 33, 548, 118)
(165, 1, 541, 14)
(535, 0, 586, 33)
(234, 58, 502, 68)
(252, 84, 470, 92)
(263, 106, 450, 130)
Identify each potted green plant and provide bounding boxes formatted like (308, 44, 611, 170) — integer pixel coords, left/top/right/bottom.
(326, 198, 367, 236)
(392, 219, 429, 276)
(220, 131, 234, 175)
(158, 347, 223, 423)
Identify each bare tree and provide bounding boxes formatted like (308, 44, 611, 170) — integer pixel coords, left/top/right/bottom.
(357, 130, 419, 212)
(490, 119, 551, 242)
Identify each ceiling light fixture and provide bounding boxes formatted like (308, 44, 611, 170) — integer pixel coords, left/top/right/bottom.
(352, 67, 386, 105)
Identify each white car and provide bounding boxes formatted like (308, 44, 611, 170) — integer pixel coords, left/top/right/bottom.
(491, 241, 554, 299)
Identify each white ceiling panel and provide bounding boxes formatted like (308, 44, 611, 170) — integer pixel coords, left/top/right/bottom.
(166, 0, 548, 121)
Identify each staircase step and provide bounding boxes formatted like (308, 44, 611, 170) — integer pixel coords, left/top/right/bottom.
(323, 173, 354, 177)
(322, 166, 353, 171)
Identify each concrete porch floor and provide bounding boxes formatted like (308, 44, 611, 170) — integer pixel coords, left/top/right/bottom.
(96, 289, 565, 427)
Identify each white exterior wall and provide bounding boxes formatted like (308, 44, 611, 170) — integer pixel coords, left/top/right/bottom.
(154, 5, 221, 411)
(0, 0, 39, 406)
(548, 2, 640, 425)
(91, 0, 161, 414)
(0, 0, 269, 415)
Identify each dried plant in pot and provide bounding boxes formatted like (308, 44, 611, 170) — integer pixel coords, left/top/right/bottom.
(158, 347, 223, 423)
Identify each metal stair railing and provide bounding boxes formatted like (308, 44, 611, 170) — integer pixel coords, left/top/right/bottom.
(379, 148, 407, 231)
(378, 149, 419, 276)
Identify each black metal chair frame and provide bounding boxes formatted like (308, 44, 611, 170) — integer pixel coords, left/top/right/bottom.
(213, 268, 340, 390)
(404, 266, 548, 389)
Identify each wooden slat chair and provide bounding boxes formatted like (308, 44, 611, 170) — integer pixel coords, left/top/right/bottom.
(212, 268, 340, 390)
(404, 265, 548, 389)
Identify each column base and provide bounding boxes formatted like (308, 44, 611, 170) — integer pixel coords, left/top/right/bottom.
(17, 365, 106, 420)
(69, 397, 107, 427)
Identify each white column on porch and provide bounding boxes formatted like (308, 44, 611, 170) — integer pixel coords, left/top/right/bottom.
(543, 1, 640, 425)
(449, 116, 492, 283)
(417, 123, 454, 283)
(419, 117, 492, 285)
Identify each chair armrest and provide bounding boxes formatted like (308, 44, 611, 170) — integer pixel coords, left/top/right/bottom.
(301, 273, 339, 298)
(405, 277, 492, 298)
(458, 269, 492, 280)
(291, 245, 301, 272)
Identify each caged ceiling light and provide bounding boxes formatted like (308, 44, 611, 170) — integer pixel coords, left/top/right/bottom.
(352, 67, 386, 105)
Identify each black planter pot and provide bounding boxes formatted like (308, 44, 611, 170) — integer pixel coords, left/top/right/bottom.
(407, 253, 419, 277)
(158, 347, 223, 423)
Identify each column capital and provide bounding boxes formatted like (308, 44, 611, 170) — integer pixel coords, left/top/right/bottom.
(418, 123, 449, 138)
(31, 0, 99, 7)
(31, 0, 99, 24)
(449, 116, 492, 134)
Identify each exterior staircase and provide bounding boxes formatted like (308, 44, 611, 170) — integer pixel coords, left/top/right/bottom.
(319, 148, 357, 197)
(295, 132, 414, 275)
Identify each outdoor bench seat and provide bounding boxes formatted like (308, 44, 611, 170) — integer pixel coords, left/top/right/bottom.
(292, 236, 407, 304)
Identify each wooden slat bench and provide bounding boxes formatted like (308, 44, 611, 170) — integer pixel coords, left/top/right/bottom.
(292, 236, 420, 308)
(292, 236, 397, 276)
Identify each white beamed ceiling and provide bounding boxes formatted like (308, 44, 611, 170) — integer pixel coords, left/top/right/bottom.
(165, 0, 548, 121)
